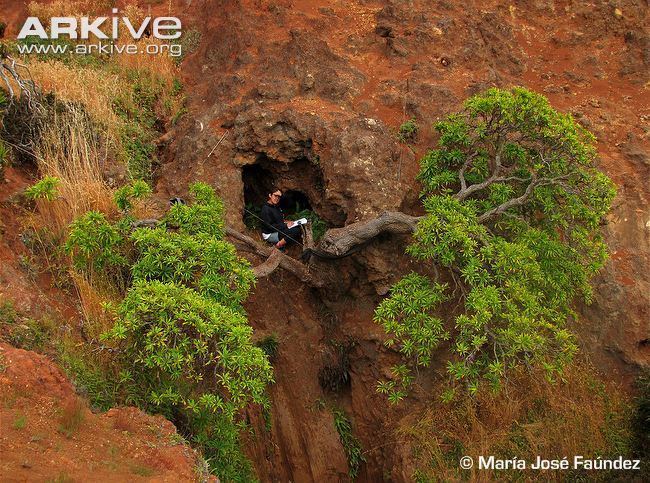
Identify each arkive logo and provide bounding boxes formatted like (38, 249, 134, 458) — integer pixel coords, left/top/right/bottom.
(17, 8, 182, 40)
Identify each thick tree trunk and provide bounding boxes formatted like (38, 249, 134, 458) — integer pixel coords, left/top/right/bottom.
(316, 211, 421, 257)
(226, 212, 421, 284)
(134, 212, 421, 286)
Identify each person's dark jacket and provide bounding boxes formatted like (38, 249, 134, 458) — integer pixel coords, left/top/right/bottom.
(260, 202, 287, 234)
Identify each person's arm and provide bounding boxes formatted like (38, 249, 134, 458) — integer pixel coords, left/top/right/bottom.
(261, 205, 288, 232)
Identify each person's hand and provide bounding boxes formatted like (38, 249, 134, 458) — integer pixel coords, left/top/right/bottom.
(286, 220, 295, 227)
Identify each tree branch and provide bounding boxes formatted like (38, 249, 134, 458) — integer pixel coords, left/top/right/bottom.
(0, 54, 42, 111)
(225, 227, 325, 287)
(317, 211, 422, 257)
(477, 173, 574, 222)
(131, 212, 424, 286)
(458, 151, 479, 192)
(251, 249, 283, 278)
(455, 143, 507, 201)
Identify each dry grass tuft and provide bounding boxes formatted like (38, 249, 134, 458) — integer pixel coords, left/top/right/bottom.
(59, 396, 87, 437)
(24, 103, 116, 240)
(29, 1, 132, 21)
(112, 409, 135, 432)
(28, 61, 125, 142)
(401, 361, 632, 481)
(70, 272, 118, 338)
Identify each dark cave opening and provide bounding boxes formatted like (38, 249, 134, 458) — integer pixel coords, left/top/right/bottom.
(279, 189, 312, 215)
(242, 162, 274, 212)
(241, 154, 346, 229)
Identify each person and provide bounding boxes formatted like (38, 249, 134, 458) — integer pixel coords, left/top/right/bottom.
(260, 188, 301, 250)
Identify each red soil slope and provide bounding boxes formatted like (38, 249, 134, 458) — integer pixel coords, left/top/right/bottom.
(0, 343, 208, 482)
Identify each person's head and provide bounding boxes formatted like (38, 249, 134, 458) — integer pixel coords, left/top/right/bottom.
(268, 188, 282, 205)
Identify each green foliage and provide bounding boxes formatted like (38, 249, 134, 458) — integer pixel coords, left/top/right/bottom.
(66, 211, 128, 275)
(633, 370, 650, 464)
(256, 333, 279, 360)
(163, 182, 226, 238)
(13, 414, 27, 430)
(0, 139, 8, 177)
(24, 176, 61, 201)
(376, 364, 415, 405)
(104, 280, 271, 417)
(114, 180, 152, 212)
(375, 87, 616, 397)
(332, 407, 365, 479)
(293, 207, 329, 242)
(398, 118, 419, 143)
(375, 273, 449, 366)
(191, 412, 256, 482)
(64, 181, 271, 479)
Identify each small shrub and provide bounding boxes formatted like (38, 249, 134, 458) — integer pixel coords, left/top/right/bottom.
(130, 464, 155, 477)
(13, 414, 27, 430)
(24, 176, 60, 202)
(332, 407, 365, 479)
(292, 206, 328, 242)
(397, 118, 419, 143)
(256, 333, 279, 360)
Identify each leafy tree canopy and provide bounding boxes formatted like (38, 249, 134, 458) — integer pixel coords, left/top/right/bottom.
(374, 87, 616, 400)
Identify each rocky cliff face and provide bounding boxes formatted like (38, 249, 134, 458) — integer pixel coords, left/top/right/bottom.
(154, 1, 648, 479)
(149, 0, 650, 478)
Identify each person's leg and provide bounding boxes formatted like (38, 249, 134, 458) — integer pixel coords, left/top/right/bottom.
(284, 225, 302, 244)
(276, 225, 302, 250)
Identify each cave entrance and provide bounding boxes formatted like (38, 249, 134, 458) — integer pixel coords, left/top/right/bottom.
(241, 154, 346, 230)
(242, 163, 274, 212)
(279, 190, 312, 216)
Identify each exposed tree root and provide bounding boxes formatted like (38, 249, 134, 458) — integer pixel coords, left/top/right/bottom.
(132, 212, 422, 286)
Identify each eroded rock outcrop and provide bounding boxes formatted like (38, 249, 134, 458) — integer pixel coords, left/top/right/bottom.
(154, 0, 648, 480)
